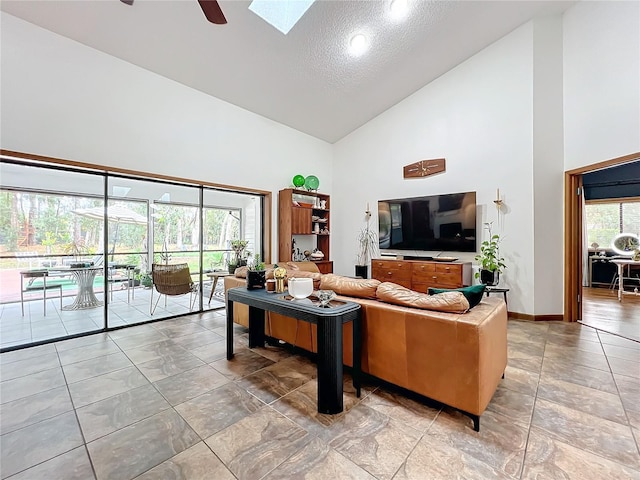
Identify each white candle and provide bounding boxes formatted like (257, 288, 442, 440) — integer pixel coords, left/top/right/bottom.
(496, 188, 500, 200)
(366, 202, 370, 212)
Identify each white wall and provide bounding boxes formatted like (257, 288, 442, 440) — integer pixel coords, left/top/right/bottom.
(4, 2, 637, 317)
(563, 1, 640, 170)
(0, 13, 333, 262)
(333, 24, 537, 315)
(532, 16, 564, 315)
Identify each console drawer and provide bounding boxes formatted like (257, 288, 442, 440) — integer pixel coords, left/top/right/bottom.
(372, 260, 412, 288)
(411, 263, 436, 277)
(412, 272, 462, 288)
(435, 263, 462, 275)
(372, 258, 470, 290)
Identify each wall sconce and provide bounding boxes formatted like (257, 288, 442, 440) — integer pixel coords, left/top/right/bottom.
(493, 188, 503, 208)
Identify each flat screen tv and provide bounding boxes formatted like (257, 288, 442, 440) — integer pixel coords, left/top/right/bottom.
(378, 191, 476, 253)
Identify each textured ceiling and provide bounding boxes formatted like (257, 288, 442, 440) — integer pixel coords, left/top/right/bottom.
(1, 0, 575, 143)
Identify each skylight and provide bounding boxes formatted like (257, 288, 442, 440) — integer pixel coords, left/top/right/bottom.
(112, 186, 131, 197)
(249, 0, 316, 35)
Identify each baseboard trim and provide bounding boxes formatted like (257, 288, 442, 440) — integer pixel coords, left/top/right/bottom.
(508, 312, 565, 321)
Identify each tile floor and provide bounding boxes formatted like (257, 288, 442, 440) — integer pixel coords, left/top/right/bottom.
(1, 313, 639, 479)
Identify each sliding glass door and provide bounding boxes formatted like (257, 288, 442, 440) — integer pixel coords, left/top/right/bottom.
(0, 162, 105, 347)
(0, 158, 265, 350)
(202, 189, 263, 309)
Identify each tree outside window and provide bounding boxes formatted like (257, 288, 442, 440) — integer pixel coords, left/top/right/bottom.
(586, 200, 640, 248)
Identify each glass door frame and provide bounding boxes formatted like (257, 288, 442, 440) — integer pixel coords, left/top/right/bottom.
(0, 153, 269, 352)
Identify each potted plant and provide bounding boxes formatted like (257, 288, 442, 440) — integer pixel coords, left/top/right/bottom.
(355, 208, 379, 278)
(139, 271, 153, 289)
(474, 222, 506, 286)
(246, 254, 266, 289)
(228, 240, 251, 274)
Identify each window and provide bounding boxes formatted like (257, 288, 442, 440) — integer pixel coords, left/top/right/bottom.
(585, 199, 640, 248)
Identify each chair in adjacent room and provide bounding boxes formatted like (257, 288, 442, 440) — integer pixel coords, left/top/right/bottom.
(150, 263, 198, 315)
(20, 270, 63, 316)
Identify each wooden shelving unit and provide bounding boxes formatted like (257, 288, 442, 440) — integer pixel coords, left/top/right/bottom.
(278, 188, 333, 274)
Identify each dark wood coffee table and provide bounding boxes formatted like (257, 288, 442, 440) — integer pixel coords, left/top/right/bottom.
(226, 287, 361, 414)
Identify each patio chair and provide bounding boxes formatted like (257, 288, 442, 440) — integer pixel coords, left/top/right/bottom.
(150, 263, 198, 315)
(20, 270, 63, 316)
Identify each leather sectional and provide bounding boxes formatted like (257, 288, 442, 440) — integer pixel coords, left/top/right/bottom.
(224, 261, 508, 431)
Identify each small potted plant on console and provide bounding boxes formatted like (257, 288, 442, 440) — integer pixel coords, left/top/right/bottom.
(475, 222, 506, 286)
(246, 254, 266, 289)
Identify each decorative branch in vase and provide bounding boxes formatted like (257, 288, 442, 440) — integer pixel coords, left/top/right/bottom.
(228, 239, 251, 274)
(355, 202, 379, 278)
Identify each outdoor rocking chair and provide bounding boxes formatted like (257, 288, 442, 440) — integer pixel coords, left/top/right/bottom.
(150, 263, 198, 315)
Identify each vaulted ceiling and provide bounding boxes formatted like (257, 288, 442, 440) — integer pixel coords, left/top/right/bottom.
(1, 0, 575, 143)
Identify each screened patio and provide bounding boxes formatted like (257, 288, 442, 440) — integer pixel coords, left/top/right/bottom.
(0, 158, 265, 350)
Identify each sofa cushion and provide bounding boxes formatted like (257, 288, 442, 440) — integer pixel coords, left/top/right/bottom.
(320, 274, 381, 299)
(235, 264, 277, 279)
(376, 282, 469, 313)
(286, 270, 322, 289)
(233, 266, 320, 289)
(428, 284, 486, 309)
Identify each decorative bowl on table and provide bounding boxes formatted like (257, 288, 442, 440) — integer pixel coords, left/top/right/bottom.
(288, 277, 313, 299)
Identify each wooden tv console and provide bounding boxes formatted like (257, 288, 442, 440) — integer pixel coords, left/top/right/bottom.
(371, 258, 472, 292)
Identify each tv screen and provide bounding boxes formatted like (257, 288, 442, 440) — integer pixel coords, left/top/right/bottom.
(378, 191, 476, 253)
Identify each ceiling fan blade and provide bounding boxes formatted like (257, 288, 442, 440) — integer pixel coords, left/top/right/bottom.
(198, 0, 227, 25)
(120, 0, 134, 5)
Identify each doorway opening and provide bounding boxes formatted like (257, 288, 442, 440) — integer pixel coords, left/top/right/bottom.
(564, 152, 640, 341)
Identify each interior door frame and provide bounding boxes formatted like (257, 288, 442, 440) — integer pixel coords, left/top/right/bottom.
(564, 151, 640, 321)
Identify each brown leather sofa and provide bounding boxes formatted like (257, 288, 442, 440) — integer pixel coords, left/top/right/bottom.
(224, 262, 507, 430)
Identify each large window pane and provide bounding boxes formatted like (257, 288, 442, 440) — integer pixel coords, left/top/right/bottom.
(622, 202, 640, 235)
(202, 189, 262, 309)
(1, 159, 265, 350)
(0, 162, 104, 347)
(586, 200, 640, 249)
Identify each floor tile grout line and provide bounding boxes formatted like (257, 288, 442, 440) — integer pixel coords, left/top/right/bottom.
(517, 321, 550, 480)
(3, 316, 638, 478)
(600, 328, 640, 457)
(0, 366, 66, 406)
(252, 404, 314, 480)
(578, 320, 640, 345)
(63, 383, 99, 479)
(533, 330, 640, 472)
(71, 326, 213, 479)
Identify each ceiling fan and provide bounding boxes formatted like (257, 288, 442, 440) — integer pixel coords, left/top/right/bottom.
(120, 0, 227, 25)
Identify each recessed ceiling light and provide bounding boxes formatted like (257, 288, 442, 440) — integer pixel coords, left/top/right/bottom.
(389, 0, 408, 20)
(349, 33, 368, 57)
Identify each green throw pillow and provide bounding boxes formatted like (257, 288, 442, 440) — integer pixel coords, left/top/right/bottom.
(428, 284, 486, 309)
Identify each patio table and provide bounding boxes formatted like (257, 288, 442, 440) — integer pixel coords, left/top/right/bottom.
(48, 266, 104, 310)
